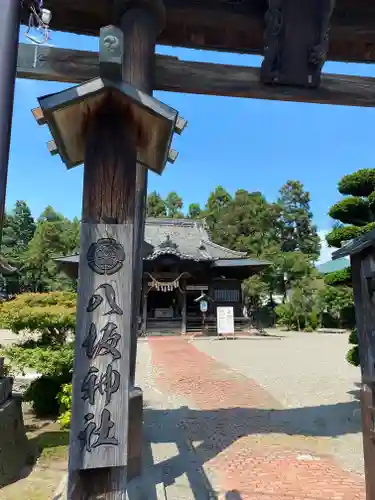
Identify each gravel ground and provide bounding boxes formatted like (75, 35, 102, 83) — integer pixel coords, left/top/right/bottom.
(192, 331, 364, 475)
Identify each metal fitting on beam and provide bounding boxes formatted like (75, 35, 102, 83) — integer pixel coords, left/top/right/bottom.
(168, 149, 178, 164)
(31, 107, 46, 125)
(174, 116, 187, 135)
(99, 25, 124, 81)
(47, 139, 58, 156)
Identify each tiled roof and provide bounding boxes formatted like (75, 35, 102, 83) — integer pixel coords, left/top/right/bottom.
(316, 257, 350, 274)
(56, 218, 250, 266)
(144, 218, 246, 261)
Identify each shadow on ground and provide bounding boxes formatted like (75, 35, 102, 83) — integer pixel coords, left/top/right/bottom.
(135, 397, 362, 499)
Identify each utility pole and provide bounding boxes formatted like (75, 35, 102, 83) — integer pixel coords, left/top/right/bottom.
(0, 1, 20, 246)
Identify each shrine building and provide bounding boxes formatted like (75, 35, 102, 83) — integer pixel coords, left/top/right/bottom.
(56, 218, 268, 334)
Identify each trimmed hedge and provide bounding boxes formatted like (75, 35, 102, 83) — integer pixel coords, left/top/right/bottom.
(324, 268, 352, 286)
(328, 197, 370, 226)
(1, 345, 74, 377)
(326, 222, 375, 248)
(0, 292, 76, 345)
(346, 328, 360, 367)
(338, 169, 375, 197)
(0, 292, 76, 417)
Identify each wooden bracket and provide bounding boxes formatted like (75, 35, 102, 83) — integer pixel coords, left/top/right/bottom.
(174, 116, 187, 135)
(47, 139, 58, 156)
(167, 149, 178, 164)
(261, 0, 336, 88)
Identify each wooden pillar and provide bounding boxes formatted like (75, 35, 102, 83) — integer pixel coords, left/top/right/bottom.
(119, 2, 166, 387)
(68, 95, 136, 499)
(351, 250, 375, 500)
(67, 2, 165, 497)
(181, 283, 187, 334)
(117, 1, 165, 482)
(0, 1, 20, 246)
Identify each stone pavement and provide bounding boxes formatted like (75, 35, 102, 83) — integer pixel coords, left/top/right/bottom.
(145, 336, 365, 500)
(53, 336, 366, 499)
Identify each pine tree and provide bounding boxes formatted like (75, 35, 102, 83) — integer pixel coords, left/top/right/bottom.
(146, 191, 167, 217)
(278, 180, 320, 259)
(326, 168, 375, 248)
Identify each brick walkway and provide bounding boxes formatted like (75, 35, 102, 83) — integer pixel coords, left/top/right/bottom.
(148, 337, 365, 500)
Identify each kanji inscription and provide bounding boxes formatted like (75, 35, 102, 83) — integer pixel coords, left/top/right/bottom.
(69, 223, 132, 470)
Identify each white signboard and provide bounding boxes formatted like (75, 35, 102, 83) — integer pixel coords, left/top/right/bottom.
(217, 306, 234, 335)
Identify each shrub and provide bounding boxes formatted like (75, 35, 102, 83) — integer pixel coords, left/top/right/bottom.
(57, 383, 72, 429)
(338, 169, 375, 197)
(307, 310, 319, 330)
(275, 303, 296, 330)
(25, 375, 71, 417)
(325, 225, 362, 248)
(304, 325, 314, 332)
(324, 268, 352, 286)
(1, 345, 74, 417)
(328, 197, 370, 226)
(6, 292, 76, 308)
(0, 292, 76, 345)
(349, 328, 358, 345)
(1, 345, 74, 377)
(346, 345, 360, 367)
(346, 328, 360, 367)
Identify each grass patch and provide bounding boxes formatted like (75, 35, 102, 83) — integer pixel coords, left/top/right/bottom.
(28, 428, 69, 462)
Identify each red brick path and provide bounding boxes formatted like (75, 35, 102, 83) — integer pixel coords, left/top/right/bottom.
(148, 337, 365, 500)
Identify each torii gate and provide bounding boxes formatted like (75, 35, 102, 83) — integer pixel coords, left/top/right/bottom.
(1, 1, 375, 499)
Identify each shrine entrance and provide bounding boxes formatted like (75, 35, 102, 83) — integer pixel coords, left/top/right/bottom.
(3, 0, 375, 498)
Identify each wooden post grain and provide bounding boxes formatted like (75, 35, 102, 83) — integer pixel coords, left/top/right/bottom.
(119, 4, 165, 479)
(68, 95, 137, 499)
(68, 4, 165, 497)
(119, 3, 165, 386)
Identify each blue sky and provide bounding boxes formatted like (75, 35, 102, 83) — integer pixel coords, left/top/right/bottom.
(8, 27, 375, 262)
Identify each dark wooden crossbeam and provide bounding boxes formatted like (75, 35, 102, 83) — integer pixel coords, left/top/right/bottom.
(17, 43, 375, 108)
(20, 0, 375, 63)
(261, 0, 336, 88)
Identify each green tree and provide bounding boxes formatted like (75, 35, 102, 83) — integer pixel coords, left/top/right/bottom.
(242, 275, 268, 310)
(165, 192, 184, 218)
(212, 190, 280, 256)
(2, 201, 36, 265)
(187, 203, 202, 219)
(317, 285, 354, 328)
(146, 191, 167, 218)
(278, 180, 320, 259)
(23, 207, 79, 292)
(326, 169, 375, 248)
(2, 201, 36, 293)
(204, 186, 232, 237)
